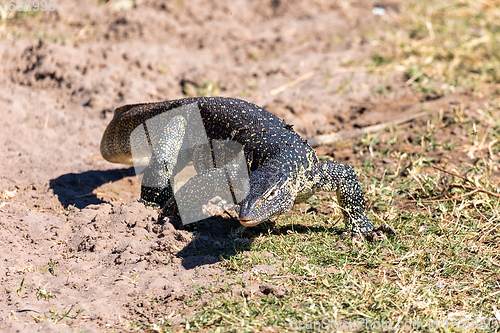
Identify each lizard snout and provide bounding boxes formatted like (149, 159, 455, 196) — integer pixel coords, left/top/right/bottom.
(238, 217, 261, 227)
(237, 200, 263, 227)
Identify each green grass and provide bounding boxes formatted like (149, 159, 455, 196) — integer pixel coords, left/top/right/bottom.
(376, 0, 500, 95)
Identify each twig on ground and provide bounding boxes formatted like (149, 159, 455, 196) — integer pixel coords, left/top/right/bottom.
(269, 71, 315, 96)
(433, 165, 500, 198)
(412, 165, 500, 203)
(431, 165, 475, 185)
(418, 189, 479, 203)
(307, 111, 428, 147)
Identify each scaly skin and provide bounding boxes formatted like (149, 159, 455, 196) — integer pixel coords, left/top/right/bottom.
(100, 97, 393, 238)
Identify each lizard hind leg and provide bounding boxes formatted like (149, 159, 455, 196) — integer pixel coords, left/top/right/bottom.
(140, 115, 186, 208)
(313, 161, 394, 239)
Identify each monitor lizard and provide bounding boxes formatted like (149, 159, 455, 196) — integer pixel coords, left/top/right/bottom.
(100, 97, 393, 239)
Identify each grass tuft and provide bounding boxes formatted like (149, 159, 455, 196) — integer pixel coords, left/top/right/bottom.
(378, 0, 500, 96)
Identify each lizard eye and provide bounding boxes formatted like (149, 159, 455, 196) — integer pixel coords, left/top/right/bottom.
(267, 189, 277, 199)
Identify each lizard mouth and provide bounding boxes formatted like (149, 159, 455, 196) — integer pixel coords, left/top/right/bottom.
(238, 217, 262, 227)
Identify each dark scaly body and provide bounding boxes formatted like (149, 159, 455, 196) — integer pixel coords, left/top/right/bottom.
(101, 97, 380, 235)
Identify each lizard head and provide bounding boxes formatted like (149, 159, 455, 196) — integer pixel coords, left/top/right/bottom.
(237, 169, 295, 227)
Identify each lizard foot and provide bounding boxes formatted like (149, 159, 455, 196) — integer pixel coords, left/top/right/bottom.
(155, 198, 185, 229)
(340, 224, 395, 242)
(158, 197, 177, 219)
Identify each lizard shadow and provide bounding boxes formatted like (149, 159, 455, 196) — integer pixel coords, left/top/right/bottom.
(49, 167, 136, 209)
(263, 223, 344, 236)
(167, 215, 252, 270)
(173, 216, 343, 270)
(50, 168, 343, 269)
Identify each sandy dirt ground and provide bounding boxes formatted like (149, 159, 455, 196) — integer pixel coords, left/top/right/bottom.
(0, 0, 491, 331)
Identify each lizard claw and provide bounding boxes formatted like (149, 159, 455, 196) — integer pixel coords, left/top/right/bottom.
(158, 197, 178, 219)
(157, 198, 186, 229)
(363, 224, 395, 242)
(374, 224, 395, 235)
(340, 224, 395, 242)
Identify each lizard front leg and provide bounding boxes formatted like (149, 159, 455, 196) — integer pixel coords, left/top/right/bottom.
(140, 115, 186, 209)
(310, 161, 394, 239)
